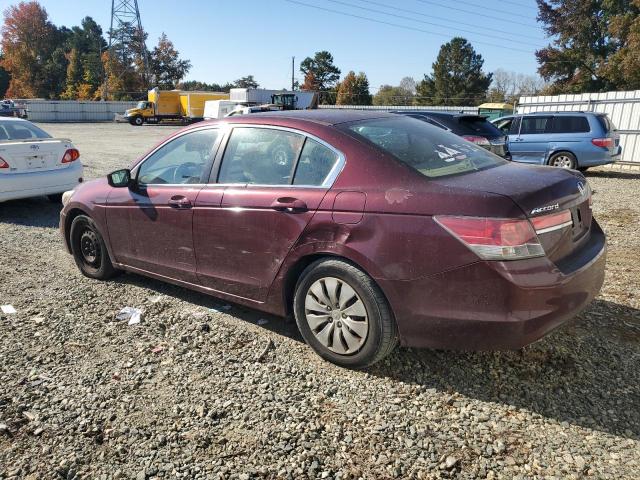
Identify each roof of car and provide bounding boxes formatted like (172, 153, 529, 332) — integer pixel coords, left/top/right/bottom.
(217, 109, 396, 126)
(392, 110, 484, 119)
(517, 111, 603, 116)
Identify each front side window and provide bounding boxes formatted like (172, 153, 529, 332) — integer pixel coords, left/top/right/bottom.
(293, 138, 340, 186)
(137, 129, 219, 185)
(343, 116, 505, 178)
(218, 128, 305, 185)
(494, 118, 512, 134)
(520, 116, 551, 135)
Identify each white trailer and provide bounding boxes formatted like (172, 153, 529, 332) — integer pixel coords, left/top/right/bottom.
(203, 100, 241, 120)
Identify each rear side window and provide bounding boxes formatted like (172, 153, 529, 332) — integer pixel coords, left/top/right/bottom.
(218, 128, 305, 185)
(596, 115, 614, 133)
(550, 116, 590, 133)
(0, 121, 51, 140)
(344, 116, 506, 178)
(293, 139, 340, 186)
(520, 116, 551, 134)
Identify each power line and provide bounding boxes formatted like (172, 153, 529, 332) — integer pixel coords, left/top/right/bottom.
(353, 0, 544, 41)
(418, 0, 536, 19)
(331, 0, 545, 47)
(497, 0, 539, 9)
(413, 0, 540, 28)
(285, 0, 535, 53)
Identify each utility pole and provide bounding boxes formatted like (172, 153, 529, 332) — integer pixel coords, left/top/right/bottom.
(291, 56, 295, 91)
(104, 0, 150, 99)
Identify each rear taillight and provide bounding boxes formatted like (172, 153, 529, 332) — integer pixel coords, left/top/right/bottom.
(0, 157, 8, 168)
(530, 210, 573, 234)
(462, 135, 490, 146)
(591, 138, 613, 148)
(434, 216, 544, 260)
(62, 148, 80, 163)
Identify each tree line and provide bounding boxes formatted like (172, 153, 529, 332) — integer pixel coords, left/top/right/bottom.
(1, 0, 638, 103)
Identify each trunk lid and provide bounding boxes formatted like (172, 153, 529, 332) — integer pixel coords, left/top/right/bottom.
(0, 138, 75, 174)
(432, 163, 593, 265)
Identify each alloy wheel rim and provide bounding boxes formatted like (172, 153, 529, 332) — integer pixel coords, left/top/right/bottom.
(80, 229, 101, 266)
(552, 155, 573, 168)
(304, 277, 369, 355)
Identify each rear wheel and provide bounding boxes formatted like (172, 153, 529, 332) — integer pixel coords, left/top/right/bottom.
(47, 193, 63, 203)
(293, 258, 398, 368)
(548, 152, 577, 169)
(70, 215, 120, 280)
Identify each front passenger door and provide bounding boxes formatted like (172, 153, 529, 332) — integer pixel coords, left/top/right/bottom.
(106, 128, 221, 282)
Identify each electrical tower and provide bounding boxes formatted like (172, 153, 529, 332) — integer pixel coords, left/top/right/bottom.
(107, 0, 150, 95)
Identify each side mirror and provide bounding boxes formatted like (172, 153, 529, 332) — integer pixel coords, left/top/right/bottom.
(107, 168, 132, 188)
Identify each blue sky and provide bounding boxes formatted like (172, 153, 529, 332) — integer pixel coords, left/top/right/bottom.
(0, 0, 548, 91)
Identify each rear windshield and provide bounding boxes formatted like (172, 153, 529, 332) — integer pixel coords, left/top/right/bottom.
(0, 121, 51, 141)
(454, 116, 503, 136)
(343, 116, 506, 178)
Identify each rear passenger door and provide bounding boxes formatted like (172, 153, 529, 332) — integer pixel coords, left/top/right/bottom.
(192, 126, 343, 301)
(510, 115, 552, 164)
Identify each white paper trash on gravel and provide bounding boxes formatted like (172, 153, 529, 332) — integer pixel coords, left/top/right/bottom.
(115, 307, 143, 325)
(1, 305, 17, 314)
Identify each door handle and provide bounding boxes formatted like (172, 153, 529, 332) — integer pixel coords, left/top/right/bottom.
(168, 195, 192, 209)
(270, 197, 308, 212)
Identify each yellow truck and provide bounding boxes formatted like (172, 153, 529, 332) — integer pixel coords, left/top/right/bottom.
(123, 88, 230, 126)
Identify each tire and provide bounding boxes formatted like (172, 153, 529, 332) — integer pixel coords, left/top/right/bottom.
(47, 193, 63, 203)
(130, 116, 144, 126)
(69, 215, 120, 280)
(548, 151, 577, 169)
(293, 258, 398, 368)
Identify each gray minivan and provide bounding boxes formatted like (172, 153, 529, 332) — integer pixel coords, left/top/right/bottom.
(492, 112, 621, 170)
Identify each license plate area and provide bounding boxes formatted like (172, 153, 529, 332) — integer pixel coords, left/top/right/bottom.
(27, 156, 46, 169)
(570, 200, 591, 241)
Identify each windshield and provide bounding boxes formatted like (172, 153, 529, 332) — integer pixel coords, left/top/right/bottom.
(136, 101, 148, 109)
(0, 121, 51, 140)
(343, 116, 506, 178)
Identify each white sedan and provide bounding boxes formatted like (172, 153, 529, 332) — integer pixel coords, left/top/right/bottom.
(0, 118, 83, 203)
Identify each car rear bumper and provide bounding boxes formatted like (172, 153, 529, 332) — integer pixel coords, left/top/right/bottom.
(0, 162, 83, 202)
(381, 221, 606, 350)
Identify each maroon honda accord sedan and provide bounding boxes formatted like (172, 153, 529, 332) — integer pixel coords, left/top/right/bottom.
(60, 110, 606, 368)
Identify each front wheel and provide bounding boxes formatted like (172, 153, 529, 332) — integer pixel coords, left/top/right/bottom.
(293, 259, 398, 368)
(70, 215, 120, 280)
(130, 115, 144, 126)
(548, 152, 577, 169)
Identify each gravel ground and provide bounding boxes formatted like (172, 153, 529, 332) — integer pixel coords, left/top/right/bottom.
(1, 123, 639, 479)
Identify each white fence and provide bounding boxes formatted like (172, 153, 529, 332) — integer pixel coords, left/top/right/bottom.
(518, 90, 640, 164)
(23, 100, 137, 122)
(318, 104, 479, 114)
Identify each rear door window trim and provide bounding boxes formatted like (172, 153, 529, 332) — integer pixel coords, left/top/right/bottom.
(208, 124, 346, 189)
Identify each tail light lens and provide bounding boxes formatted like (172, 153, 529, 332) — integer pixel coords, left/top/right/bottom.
(0, 157, 9, 168)
(62, 148, 80, 163)
(530, 210, 573, 234)
(462, 135, 490, 146)
(434, 216, 544, 260)
(591, 138, 613, 148)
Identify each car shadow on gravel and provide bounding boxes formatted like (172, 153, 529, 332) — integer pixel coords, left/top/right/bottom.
(113, 273, 305, 342)
(370, 299, 640, 440)
(0, 197, 61, 228)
